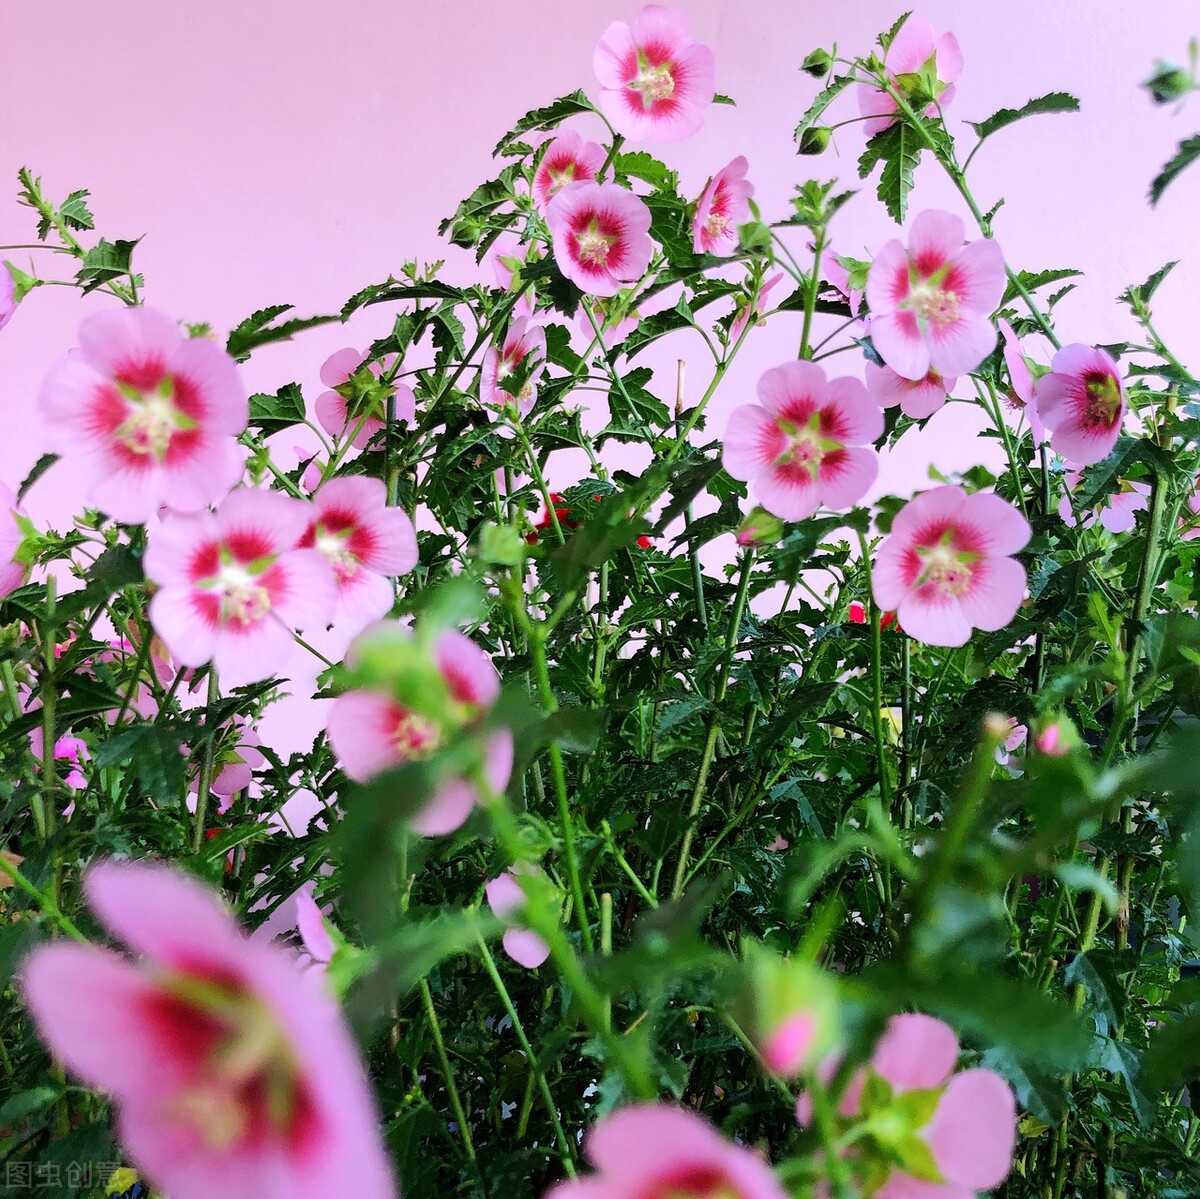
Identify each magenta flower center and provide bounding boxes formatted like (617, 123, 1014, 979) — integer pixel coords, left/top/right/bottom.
(210, 561, 272, 627)
(547, 164, 577, 198)
(777, 415, 843, 481)
(391, 708, 442, 758)
(703, 212, 732, 241)
(315, 526, 361, 583)
(916, 538, 975, 597)
(1083, 371, 1122, 428)
(631, 56, 676, 106)
(114, 378, 196, 461)
(905, 280, 960, 329)
(646, 1165, 740, 1199)
(576, 223, 617, 267)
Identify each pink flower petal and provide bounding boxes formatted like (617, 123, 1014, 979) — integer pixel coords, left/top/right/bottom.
(722, 405, 786, 482)
(871, 1012, 960, 1091)
(955, 556, 1027, 632)
(871, 311, 931, 382)
(928, 1069, 1017, 1189)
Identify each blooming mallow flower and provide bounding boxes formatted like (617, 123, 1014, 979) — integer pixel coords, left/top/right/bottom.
(314, 348, 416, 450)
(798, 1013, 1017, 1199)
(1058, 469, 1148, 533)
(693, 156, 754, 256)
(480, 317, 547, 415)
(38, 308, 247, 524)
(326, 624, 513, 836)
(1034, 344, 1127, 466)
(593, 5, 716, 142)
(299, 477, 418, 635)
(872, 486, 1031, 648)
(546, 182, 653, 297)
(0, 483, 27, 599)
(994, 716, 1028, 768)
(485, 871, 551, 969)
(20, 860, 396, 1199)
(858, 18, 964, 136)
(865, 361, 956, 420)
(722, 361, 883, 522)
(145, 488, 336, 688)
(533, 131, 607, 211)
(866, 210, 1005, 382)
(545, 1103, 788, 1199)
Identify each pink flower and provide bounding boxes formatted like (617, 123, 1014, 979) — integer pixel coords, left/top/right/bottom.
(865, 361, 956, 420)
(722, 361, 882, 522)
(799, 1013, 1016, 1199)
(145, 488, 336, 688)
(1058, 469, 1149, 533)
(693, 156, 754, 256)
(546, 1104, 788, 1199)
(0, 483, 27, 599)
(593, 5, 716, 142)
(849, 600, 897, 629)
(1034, 344, 1127, 466)
(731, 270, 785, 341)
(546, 182, 653, 297)
(480, 316, 547, 415)
(488, 234, 536, 319)
(999, 319, 1045, 443)
(866, 210, 1005, 382)
(38, 308, 247, 524)
(29, 728, 89, 792)
(314, 348, 416, 450)
(326, 626, 513, 836)
(299, 477, 418, 635)
(873, 486, 1031, 648)
(761, 1011, 820, 1077)
(994, 716, 1028, 767)
(533, 131, 607, 211)
(485, 872, 551, 969)
(19, 860, 396, 1199)
(295, 890, 337, 976)
(1034, 719, 1072, 756)
(188, 717, 267, 814)
(823, 250, 865, 320)
(0, 264, 16, 332)
(858, 19, 964, 136)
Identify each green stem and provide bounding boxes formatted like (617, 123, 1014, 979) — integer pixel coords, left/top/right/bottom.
(0, 855, 87, 942)
(856, 533, 891, 814)
(191, 672, 220, 854)
(419, 978, 476, 1161)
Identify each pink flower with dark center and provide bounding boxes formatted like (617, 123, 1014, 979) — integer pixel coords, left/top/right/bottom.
(145, 489, 336, 688)
(298, 477, 418, 635)
(731, 271, 785, 342)
(1058, 469, 1149, 533)
(546, 1103, 788, 1199)
(546, 182, 653, 298)
(533, 131, 607, 211)
(693, 156, 754, 256)
(858, 18, 964, 136)
(999, 319, 1045, 443)
(593, 5, 716, 142)
(1034, 344, 1127, 466)
(480, 317, 547, 415)
(722, 361, 883, 522)
(0, 264, 17, 332)
(0, 483, 27, 599)
(865, 361, 957, 420)
(798, 1013, 1016, 1199)
(485, 872, 551, 969)
(866, 210, 1005, 382)
(19, 860, 396, 1199)
(326, 626, 513, 836)
(37, 308, 247, 524)
(873, 486, 1031, 648)
(314, 348, 416, 451)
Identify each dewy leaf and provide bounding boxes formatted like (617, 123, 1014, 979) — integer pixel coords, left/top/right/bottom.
(1150, 133, 1200, 206)
(492, 89, 594, 157)
(966, 92, 1081, 144)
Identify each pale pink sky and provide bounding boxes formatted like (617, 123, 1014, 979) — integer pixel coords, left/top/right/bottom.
(2, 0, 1197, 517)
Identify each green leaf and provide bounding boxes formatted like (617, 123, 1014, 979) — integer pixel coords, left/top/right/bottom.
(794, 74, 852, 145)
(1120, 260, 1179, 310)
(342, 279, 465, 320)
(17, 452, 59, 503)
(226, 305, 339, 362)
(75, 237, 141, 294)
(1001, 267, 1082, 305)
(58, 189, 94, 231)
(492, 90, 594, 157)
(859, 124, 920, 224)
(966, 92, 1081, 144)
(1150, 133, 1200, 206)
(93, 724, 188, 805)
(879, 12, 913, 51)
(614, 152, 677, 191)
(248, 382, 307, 435)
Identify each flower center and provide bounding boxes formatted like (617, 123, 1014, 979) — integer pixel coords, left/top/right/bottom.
(214, 562, 272, 627)
(651, 1166, 740, 1199)
(632, 58, 676, 105)
(1084, 372, 1122, 428)
(917, 540, 974, 597)
(704, 213, 732, 241)
(906, 281, 959, 328)
(315, 526, 360, 584)
(547, 164, 576, 198)
(114, 379, 192, 461)
(776, 414, 842, 481)
(576, 223, 616, 267)
(392, 709, 442, 758)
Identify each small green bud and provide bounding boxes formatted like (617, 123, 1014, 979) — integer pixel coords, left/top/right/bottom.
(800, 48, 833, 78)
(797, 126, 832, 156)
(477, 522, 526, 567)
(736, 507, 784, 547)
(1143, 60, 1194, 105)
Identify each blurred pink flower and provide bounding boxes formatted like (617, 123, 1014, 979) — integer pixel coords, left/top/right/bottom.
(994, 716, 1028, 766)
(722, 361, 882, 522)
(1034, 720, 1071, 756)
(593, 5, 716, 142)
(1034, 344, 1127, 466)
(480, 316, 547, 415)
(19, 860, 396, 1199)
(866, 210, 1005, 382)
(0, 482, 27, 599)
(326, 627, 512, 836)
(145, 489, 336, 688)
(488, 234, 536, 319)
(299, 477, 417, 635)
(485, 871, 551, 969)
(29, 727, 89, 793)
(0, 264, 16, 331)
(546, 182, 653, 297)
(546, 1103, 787, 1199)
(858, 18, 964, 135)
(761, 1010, 819, 1077)
(873, 486, 1031, 648)
(731, 271, 785, 342)
(865, 361, 956, 420)
(533, 131, 607, 211)
(693, 156, 754, 256)
(38, 308, 247, 523)
(186, 716, 267, 814)
(295, 889, 337, 976)
(314, 348, 415, 450)
(1058, 469, 1149, 533)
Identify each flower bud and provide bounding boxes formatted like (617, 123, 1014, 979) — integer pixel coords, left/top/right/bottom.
(1144, 60, 1195, 105)
(800, 48, 833, 78)
(797, 126, 832, 155)
(736, 507, 783, 547)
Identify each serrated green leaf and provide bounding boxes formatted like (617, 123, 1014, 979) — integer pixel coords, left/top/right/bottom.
(226, 305, 339, 362)
(794, 74, 852, 144)
(966, 92, 1080, 144)
(492, 90, 594, 157)
(248, 382, 307, 435)
(1150, 133, 1200, 206)
(75, 237, 141, 294)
